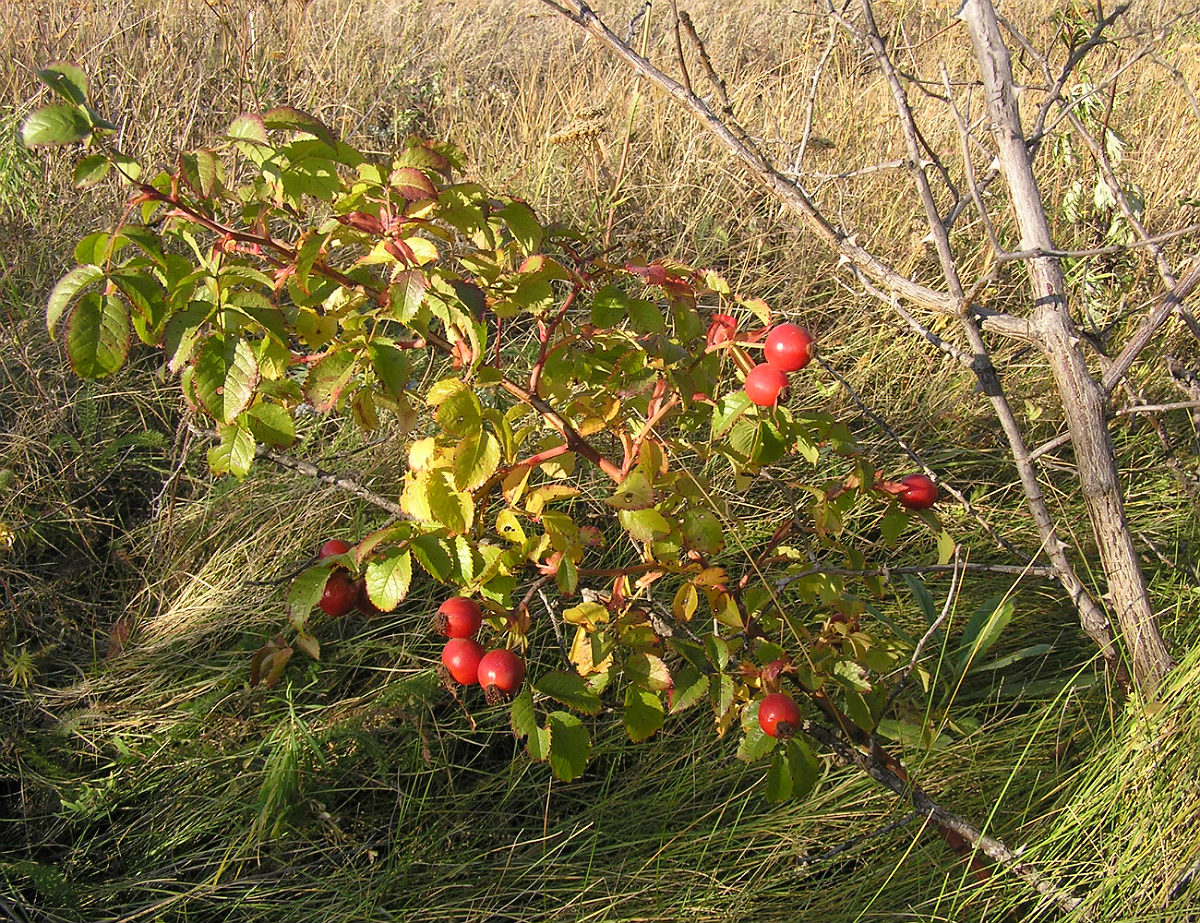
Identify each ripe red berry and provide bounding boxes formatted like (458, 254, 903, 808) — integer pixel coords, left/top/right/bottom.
(477, 649, 526, 697)
(436, 596, 483, 639)
(744, 363, 789, 407)
(898, 473, 938, 510)
(441, 638, 486, 686)
(763, 323, 814, 373)
(355, 578, 382, 616)
(758, 692, 802, 739)
(319, 538, 352, 559)
(319, 570, 358, 617)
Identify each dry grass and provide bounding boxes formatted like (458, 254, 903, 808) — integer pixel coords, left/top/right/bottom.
(2, 1, 1200, 921)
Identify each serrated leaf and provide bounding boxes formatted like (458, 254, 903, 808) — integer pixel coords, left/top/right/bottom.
(623, 687, 664, 742)
(547, 711, 590, 780)
(425, 468, 473, 534)
(738, 719, 778, 763)
(936, 530, 956, 566)
(388, 269, 428, 322)
(710, 673, 734, 718)
(47, 265, 105, 335)
(36, 63, 88, 104)
(604, 471, 655, 510)
(246, 402, 296, 448)
(65, 292, 129, 378)
(436, 384, 482, 437)
(628, 298, 665, 334)
(369, 340, 411, 399)
(672, 582, 699, 621)
(787, 738, 820, 801)
(21, 104, 91, 146)
(228, 113, 268, 143)
(262, 106, 336, 147)
(618, 508, 671, 543)
(495, 509, 527, 544)
(453, 431, 500, 491)
(410, 533, 453, 581)
(668, 665, 708, 713)
(510, 688, 540, 742)
(293, 632, 321, 661)
(365, 550, 412, 611)
(590, 284, 627, 327)
(535, 671, 603, 715)
(625, 652, 671, 691)
(304, 348, 355, 412)
(72, 153, 110, 188)
(497, 200, 542, 254)
(390, 166, 437, 201)
(765, 749, 793, 802)
(286, 564, 331, 632)
(207, 422, 255, 478)
(195, 336, 259, 424)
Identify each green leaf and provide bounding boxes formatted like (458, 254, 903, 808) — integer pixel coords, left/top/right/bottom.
(365, 550, 413, 611)
(194, 336, 260, 424)
(181, 149, 219, 197)
(47, 265, 105, 335)
(65, 293, 129, 378)
(435, 383, 483, 437)
(304, 348, 355, 412)
(534, 671, 603, 715)
(764, 749, 793, 802)
(227, 113, 268, 144)
(623, 686, 664, 742)
(737, 719, 778, 763)
(710, 673, 734, 719)
(786, 738, 821, 801)
(510, 688, 545, 755)
(628, 298, 665, 334)
(618, 508, 671, 543)
(369, 341, 411, 399)
(388, 269, 428, 322)
(590, 284, 627, 327)
(36, 63, 88, 104)
(425, 468, 473, 534)
(246, 402, 296, 448)
(411, 533, 453, 581)
(453, 431, 500, 491)
(72, 153, 111, 188)
(262, 106, 337, 147)
(668, 665, 708, 714)
(547, 711, 590, 781)
(207, 422, 256, 479)
(286, 564, 332, 632)
(21, 104, 91, 146)
(625, 652, 671, 691)
(936, 530, 956, 566)
(497, 200, 542, 254)
(604, 471, 655, 510)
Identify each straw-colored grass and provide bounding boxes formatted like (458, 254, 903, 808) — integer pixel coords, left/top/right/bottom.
(2, 1, 1199, 921)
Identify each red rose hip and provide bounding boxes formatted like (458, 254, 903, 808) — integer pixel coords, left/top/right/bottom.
(319, 570, 359, 617)
(477, 648, 526, 696)
(441, 638, 486, 686)
(763, 323, 814, 373)
(758, 692, 802, 739)
(436, 596, 483, 639)
(744, 363, 789, 407)
(898, 474, 938, 510)
(319, 538, 352, 559)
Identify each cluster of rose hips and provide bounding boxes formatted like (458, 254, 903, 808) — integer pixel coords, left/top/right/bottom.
(316, 538, 379, 617)
(743, 322, 814, 407)
(436, 597, 527, 703)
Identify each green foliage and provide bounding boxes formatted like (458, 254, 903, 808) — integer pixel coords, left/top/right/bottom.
(26, 68, 959, 793)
